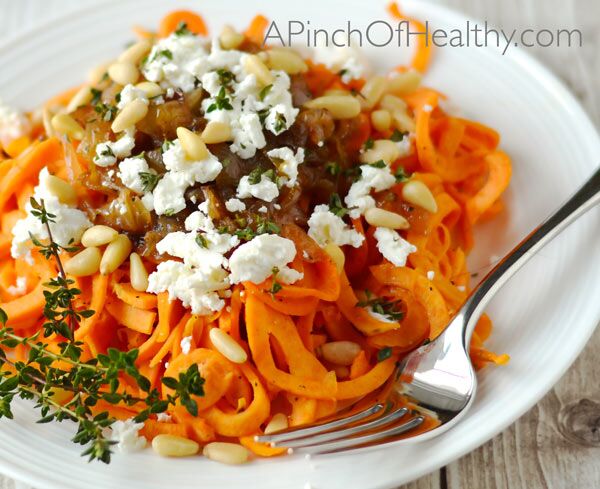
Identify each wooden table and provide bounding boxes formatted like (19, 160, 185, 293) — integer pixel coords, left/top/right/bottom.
(0, 1, 598, 488)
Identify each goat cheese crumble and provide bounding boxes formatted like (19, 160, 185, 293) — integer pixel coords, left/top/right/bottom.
(229, 235, 303, 285)
(108, 419, 146, 453)
(307, 204, 364, 248)
(117, 156, 154, 195)
(225, 198, 246, 213)
(373, 227, 417, 267)
(267, 147, 305, 187)
(7, 276, 27, 296)
(11, 168, 91, 260)
(345, 164, 397, 218)
(0, 99, 31, 148)
(180, 335, 192, 354)
(93, 129, 136, 167)
(117, 84, 149, 110)
(236, 174, 279, 202)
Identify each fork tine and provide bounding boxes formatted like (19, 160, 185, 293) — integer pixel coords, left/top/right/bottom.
(290, 415, 425, 454)
(275, 407, 408, 448)
(255, 403, 385, 444)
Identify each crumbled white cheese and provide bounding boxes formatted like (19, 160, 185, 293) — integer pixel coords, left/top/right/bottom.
(312, 45, 370, 83)
(7, 276, 27, 296)
(156, 413, 172, 423)
(180, 335, 192, 354)
(229, 234, 303, 285)
(258, 205, 268, 213)
(162, 139, 223, 186)
(147, 205, 239, 315)
(395, 133, 413, 158)
(236, 174, 279, 202)
(0, 99, 31, 148)
(93, 129, 136, 167)
(422, 104, 433, 112)
(427, 270, 435, 280)
(373, 227, 417, 267)
(108, 419, 146, 453)
(307, 204, 364, 248)
(225, 198, 246, 213)
(229, 113, 266, 159)
(142, 32, 209, 93)
(117, 156, 154, 194)
(117, 84, 149, 110)
(457, 285, 466, 292)
(267, 147, 305, 187)
(11, 168, 91, 259)
(345, 164, 396, 218)
(151, 171, 189, 216)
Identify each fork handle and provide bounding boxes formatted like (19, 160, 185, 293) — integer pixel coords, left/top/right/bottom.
(458, 165, 600, 345)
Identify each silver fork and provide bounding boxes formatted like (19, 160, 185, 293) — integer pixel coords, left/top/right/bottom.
(256, 166, 600, 454)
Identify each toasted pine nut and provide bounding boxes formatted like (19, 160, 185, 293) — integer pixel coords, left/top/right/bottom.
(108, 61, 140, 86)
(152, 434, 199, 458)
(135, 81, 164, 98)
(264, 413, 288, 435)
(219, 25, 244, 50)
(118, 39, 152, 64)
(209, 328, 247, 364)
(320, 341, 361, 366)
(111, 99, 148, 132)
(46, 174, 77, 205)
(64, 247, 102, 277)
(360, 76, 387, 110)
(379, 94, 408, 113)
(386, 70, 422, 96)
(391, 110, 416, 133)
(81, 225, 118, 247)
(51, 113, 85, 140)
(370, 109, 392, 132)
(242, 54, 274, 86)
(130, 252, 149, 292)
(100, 234, 132, 275)
(334, 366, 350, 379)
(265, 48, 308, 74)
(323, 88, 350, 97)
(201, 121, 232, 144)
(87, 60, 112, 85)
(323, 243, 345, 274)
(177, 127, 209, 160)
(66, 86, 94, 113)
(402, 180, 438, 213)
(304, 95, 361, 119)
(203, 442, 250, 465)
(359, 139, 400, 165)
(365, 208, 410, 230)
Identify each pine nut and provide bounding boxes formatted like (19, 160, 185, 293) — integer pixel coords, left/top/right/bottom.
(152, 434, 199, 458)
(64, 247, 102, 277)
(209, 328, 247, 364)
(391, 110, 416, 133)
(402, 180, 438, 213)
(365, 208, 409, 230)
(66, 86, 94, 113)
(264, 413, 288, 435)
(81, 225, 118, 247)
(111, 99, 148, 132)
(118, 39, 152, 64)
(46, 174, 77, 205)
(323, 88, 350, 97)
(108, 61, 140, 86)
(265, 48, 308, 74)
(100, 234, 132, 275)
(320, 341, 361, 366)
(304, 95, 361, 119)
(219, 25, 244, 50)
(50, 113, 85, 140)
(242, 54, 274, 86)
(360, 139, 400, 165)
(386, 70, 422, 96)
(87, 60, 112, 84)
(177, 127, 209, 160)
(360, 76, 387, 110)
(370, 109, 392, 132)
(323, 243, 345, 274)
(379, 94, 408, 113)
(203, 442, 250, 465)
(130, 252, 149, 292)
(135, 81, 164, 98)
(201, 121, 232, 144)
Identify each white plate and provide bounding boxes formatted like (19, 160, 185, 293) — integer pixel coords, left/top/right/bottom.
(0, 1, 599, 488)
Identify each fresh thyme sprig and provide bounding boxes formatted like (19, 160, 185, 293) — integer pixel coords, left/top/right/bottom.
(356, 290, 404, 322)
